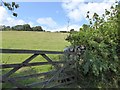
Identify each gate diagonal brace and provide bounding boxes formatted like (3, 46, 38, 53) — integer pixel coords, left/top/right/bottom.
(41, 54, 60, 69)
(2, 54, 39, 88)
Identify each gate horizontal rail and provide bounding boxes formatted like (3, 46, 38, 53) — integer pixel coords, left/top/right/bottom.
(0, 49, 64, 54)
(1, 61, 66, 68)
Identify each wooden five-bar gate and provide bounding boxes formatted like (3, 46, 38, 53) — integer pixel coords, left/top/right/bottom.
(0, 49, 77, 89)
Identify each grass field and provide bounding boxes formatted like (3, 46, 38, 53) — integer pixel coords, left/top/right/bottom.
(0, 31, 70, 88)
(1, 31, 70, 63)
(1, 31, 69, 50)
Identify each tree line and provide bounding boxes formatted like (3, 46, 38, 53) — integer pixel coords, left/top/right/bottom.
(0, 24, 76, 33)
(0, 24, 45, 32)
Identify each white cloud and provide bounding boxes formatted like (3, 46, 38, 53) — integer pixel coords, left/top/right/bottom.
(0, 6, 34, 27)
(28, 21, 34, 27)
(0, 6, 8, 23)
(103, 0, 118, 3)
(62, 0, 117, 22)
(37, 17, 57, 28)
(0, 6, 25, 26)
(57, 24, 81, 31)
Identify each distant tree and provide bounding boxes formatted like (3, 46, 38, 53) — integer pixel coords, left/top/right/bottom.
(70, 29, 75, 33)
(23, 24, 32, 31)
(70, 29, 74, 32)
(55, 31, 59, 33)
(81, 24, 90, 31)
(0, 25, 5, 31)
(32, 26, 44, 31)
(59, 31, 68, 33)
(1, 25, 11, 31)
(12, 25, 24, 31)
(6, 26, 10, 28)
(12, 24, 32, 31)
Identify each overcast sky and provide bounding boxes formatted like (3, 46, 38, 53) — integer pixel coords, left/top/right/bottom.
(0, 0, 119, 31)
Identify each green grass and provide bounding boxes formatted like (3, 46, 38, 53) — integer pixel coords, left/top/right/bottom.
(1, 31, 70, 63)
(1, 31, 69, 50)
(0, 31, 70, 88)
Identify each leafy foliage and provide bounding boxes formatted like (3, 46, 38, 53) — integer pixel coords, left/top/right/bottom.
(66, 2, 120, 88)
(1, 0, 19, 17)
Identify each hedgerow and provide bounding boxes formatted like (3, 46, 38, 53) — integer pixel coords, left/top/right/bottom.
(66, 2, 120, 88)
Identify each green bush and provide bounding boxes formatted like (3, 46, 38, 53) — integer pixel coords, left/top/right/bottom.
(66, 2, 120, 88)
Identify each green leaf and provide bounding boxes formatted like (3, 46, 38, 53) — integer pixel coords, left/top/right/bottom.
(15, 4, 19, 8)
(12, 2, 15, 7)
(90, 21, 92, 25)
(8, 6, 12, 11)
(13, 13, 17, 17)
(83, 62, 90, 74)
(86, 15, 89, 18)
(4, 2, 8, 6)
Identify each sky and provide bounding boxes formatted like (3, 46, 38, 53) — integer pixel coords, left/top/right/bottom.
(0, 0, 119, 31)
